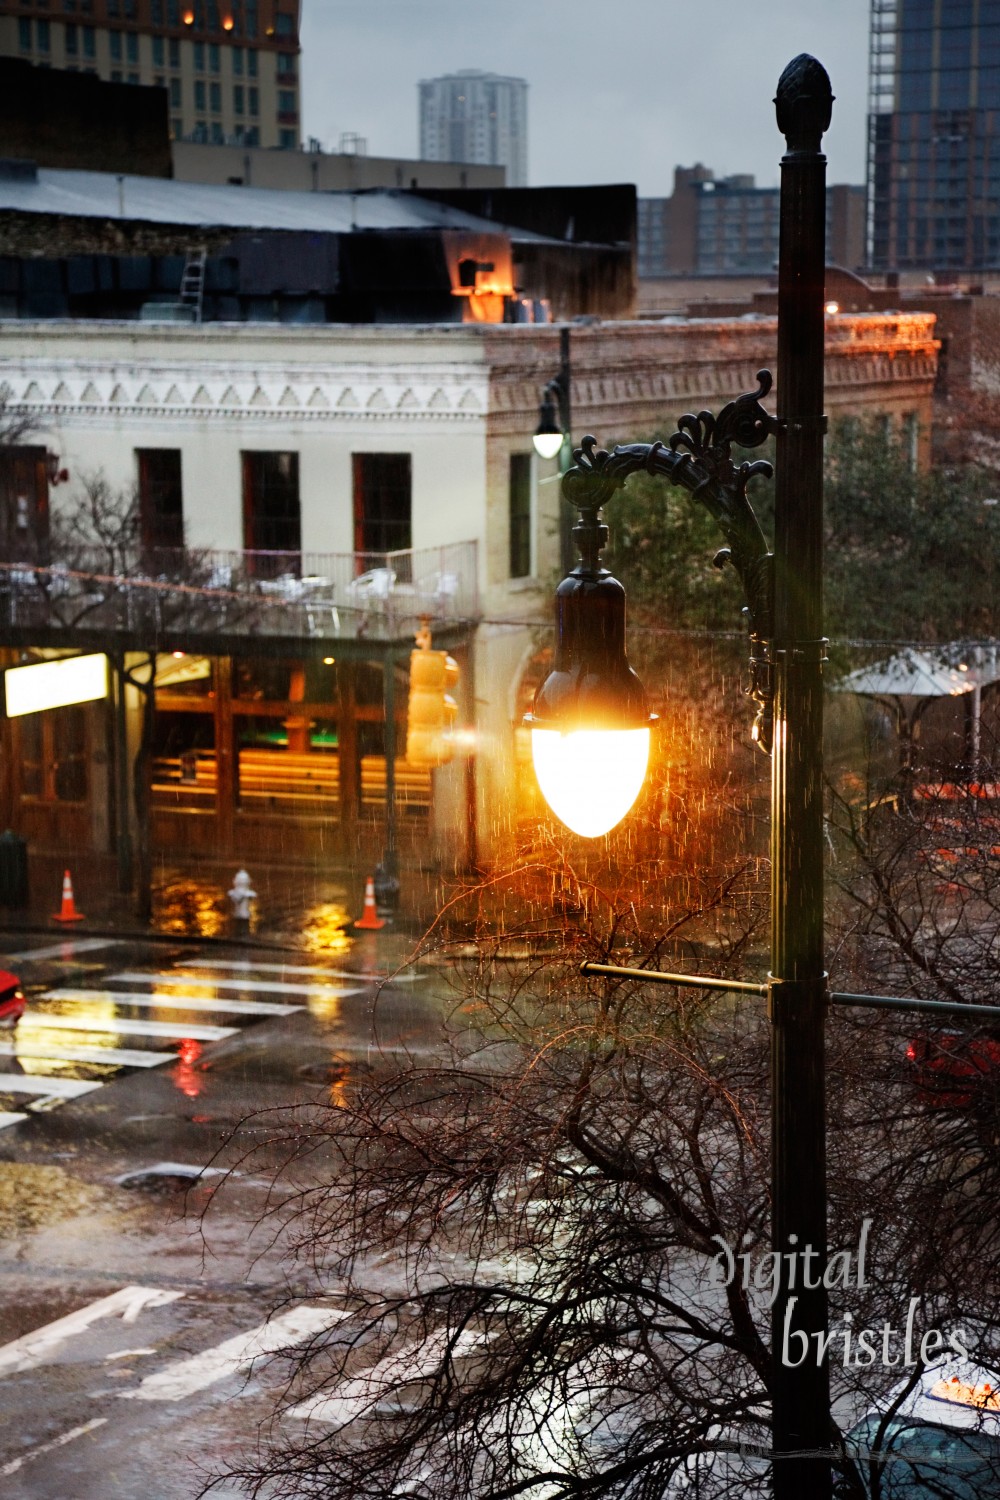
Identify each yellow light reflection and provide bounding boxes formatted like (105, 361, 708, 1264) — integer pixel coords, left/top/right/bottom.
(531, 727, 650, 838)
(18, 995, 119, 1062)
(154, 877, 228, 938)
(298, 902, 352, 955)
(307, 989, 344, 1024)
(12, 1055, 118, 1080)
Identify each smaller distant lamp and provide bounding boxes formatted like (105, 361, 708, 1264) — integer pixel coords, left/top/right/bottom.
(532, 387, 564, 461)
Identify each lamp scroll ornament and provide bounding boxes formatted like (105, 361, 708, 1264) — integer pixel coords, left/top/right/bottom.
(559, 369, 780, 752)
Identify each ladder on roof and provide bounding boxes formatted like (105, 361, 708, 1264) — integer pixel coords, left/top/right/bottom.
(179, 247, 207, 323)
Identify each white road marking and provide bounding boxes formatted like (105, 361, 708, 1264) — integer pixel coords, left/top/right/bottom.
(17, 1014, 236, 1042)
(0, 1111, 27, 1131)
(192, 959, 426, 984)
(0, 938, 116, 963)
(0, 1074, 102, 1099)
(105, 1347, 156, 1361)
(287, 1328, 490, 1427)
(0, 1418, 108, 1477)
(0, 1286, 185, 1377)
(0, 1039, 171, 1068)
(43, 988, 304, 1018)
(121, 1304, 350, 1402)
(111, 971, 367, 999)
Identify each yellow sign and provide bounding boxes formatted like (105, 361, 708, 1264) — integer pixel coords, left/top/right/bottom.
(5, 654, 109, 718)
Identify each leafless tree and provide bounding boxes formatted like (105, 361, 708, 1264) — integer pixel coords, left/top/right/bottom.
(7, 469, 263, 916)
(199, 789, 1000, 1499)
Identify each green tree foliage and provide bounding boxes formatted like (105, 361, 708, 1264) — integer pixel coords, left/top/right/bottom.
(602, 416, 1000, 646)
(824, 418, 1000, 641)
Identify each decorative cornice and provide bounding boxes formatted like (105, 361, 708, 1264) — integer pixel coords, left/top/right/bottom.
(2, 361, 488, 425)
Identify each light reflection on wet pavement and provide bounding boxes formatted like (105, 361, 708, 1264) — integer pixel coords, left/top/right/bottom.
(0, 924, 445, 1131)
(151, 869, 355, 952)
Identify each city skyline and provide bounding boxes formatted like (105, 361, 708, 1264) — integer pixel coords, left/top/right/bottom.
(301, 0, 870, 191)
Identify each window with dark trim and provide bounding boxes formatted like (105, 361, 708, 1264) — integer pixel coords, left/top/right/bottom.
(509, 452, 532, 578)
(137, 448, 184, 552)
(0, 446, 50, 562)
(352, 453, 412, 560)
(242, 451, 301, 574)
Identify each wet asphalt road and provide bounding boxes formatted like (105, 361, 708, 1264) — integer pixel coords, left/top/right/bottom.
(0, 929, 449, 1499)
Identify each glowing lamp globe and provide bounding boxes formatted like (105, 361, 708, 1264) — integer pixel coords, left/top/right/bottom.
(532, 391, 564, 460)
(531, 726, 650, 837)
(526, 569, 654, 838)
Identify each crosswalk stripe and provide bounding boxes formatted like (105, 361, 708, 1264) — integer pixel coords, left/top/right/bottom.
(0, 938, 117, 963)
(286, 1328, 489, 1427)
(0, 1111, 28, 1131)
(42, 988, 304, 1018)
(0, 1418, 109, 1478)
(0, 1039, 171, 1069)
(17, 1014, 236, 1042)
(121, 1304, 350, 1402)
(0, 1286, 185, 1378)
(0, 1074, 102, 1099)
(191, 958, 425, 984)
(111, 971, 367, 1000)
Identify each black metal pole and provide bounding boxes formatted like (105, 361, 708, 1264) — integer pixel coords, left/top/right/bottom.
(112, 652, 134, 894)
(557, 327, 573, 576)
(769, 55, 833, 1499)
(378, 648, 400, 912)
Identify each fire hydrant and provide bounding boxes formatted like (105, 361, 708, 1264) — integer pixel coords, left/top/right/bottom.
(227, 868, 257, 937)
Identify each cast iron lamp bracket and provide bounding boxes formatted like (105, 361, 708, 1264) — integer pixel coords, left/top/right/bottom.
(561, 369, 780, 751)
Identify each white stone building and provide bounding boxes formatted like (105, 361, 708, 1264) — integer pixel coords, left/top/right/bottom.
(0, 313, 939, 875)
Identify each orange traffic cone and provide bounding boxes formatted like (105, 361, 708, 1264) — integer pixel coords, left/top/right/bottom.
(353, 875, 385, 931)
(53, 868, 84, 923)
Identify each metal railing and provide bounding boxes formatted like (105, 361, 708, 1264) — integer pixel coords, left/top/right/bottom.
(0, 541, 479, 644)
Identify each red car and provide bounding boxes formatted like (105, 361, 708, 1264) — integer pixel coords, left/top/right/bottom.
(906, 1028, 1000, 1111)
(0, 970, 25, 1030)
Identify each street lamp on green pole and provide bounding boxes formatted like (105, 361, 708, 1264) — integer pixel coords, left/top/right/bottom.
(532, 326, 574, 574)
(524, 55, 835, 1496)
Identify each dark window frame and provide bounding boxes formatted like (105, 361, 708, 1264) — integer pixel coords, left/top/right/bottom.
(137, 448, 184, 554)
(352, 453, 412, 564)
(509, 451, 532, 578)
(0, 445, 50, 563)
(242, 450, 301, 575)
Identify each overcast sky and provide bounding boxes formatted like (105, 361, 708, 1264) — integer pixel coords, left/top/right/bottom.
(300, 0, 871, 195)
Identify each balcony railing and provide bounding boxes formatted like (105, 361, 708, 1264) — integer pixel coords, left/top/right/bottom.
(0, 542, 479, 645)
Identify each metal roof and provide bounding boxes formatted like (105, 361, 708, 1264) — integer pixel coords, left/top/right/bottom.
(833, 644, 1000, 699)
(0, 166, 551, 240)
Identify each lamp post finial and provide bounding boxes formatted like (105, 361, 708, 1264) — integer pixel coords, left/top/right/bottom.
(775, 54, 834, 152)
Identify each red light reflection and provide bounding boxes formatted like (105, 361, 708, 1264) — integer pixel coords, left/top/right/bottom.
(172, 1037, 204, 1099)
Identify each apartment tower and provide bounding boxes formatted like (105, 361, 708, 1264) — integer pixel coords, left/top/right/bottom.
(419, 70, 527, 187)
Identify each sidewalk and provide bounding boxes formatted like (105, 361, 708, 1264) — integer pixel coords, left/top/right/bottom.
(0, 849, 453, 954)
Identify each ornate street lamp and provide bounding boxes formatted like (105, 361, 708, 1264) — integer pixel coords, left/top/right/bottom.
(526, 55, 834, 1499)
(532, 330, 570, 463)
(525, 61, 1000, 1500)
(526, 376, 777, 836)
(531, 384, 565, 462)
(532, 328, 575, 573)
